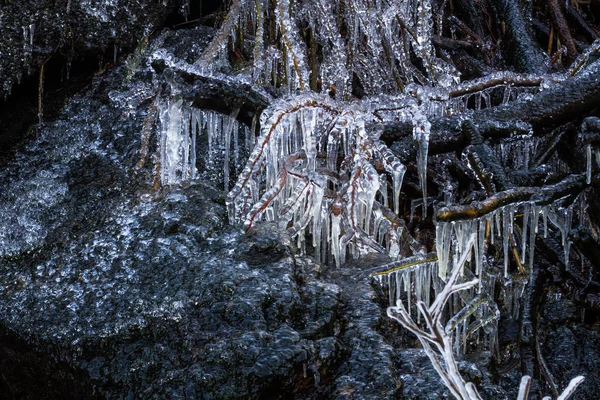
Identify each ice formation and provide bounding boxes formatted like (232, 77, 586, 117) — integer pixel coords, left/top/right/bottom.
(146, 0, 596, 381)
(226, 94, 412, 266)
(156, 97, 251, 188)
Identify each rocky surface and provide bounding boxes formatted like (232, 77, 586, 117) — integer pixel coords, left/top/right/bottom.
(0, 0, 177, 154)
(0, 0, 174, 99)
(1, 10, 599, 400)
(0, 25, 403, 399)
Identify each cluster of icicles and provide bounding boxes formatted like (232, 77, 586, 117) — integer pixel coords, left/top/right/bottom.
(153, 84, 585, 357)
(196, 0, 456, 96)
(374, 253, 501, 356)
(225, 94, 420, 268)
(149, 43, 592, 374)
(157, 97, 252, 189)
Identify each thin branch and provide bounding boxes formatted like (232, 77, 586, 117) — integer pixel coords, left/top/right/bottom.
(436, 173, 591, 222)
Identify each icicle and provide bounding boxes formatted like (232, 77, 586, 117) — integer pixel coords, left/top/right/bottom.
(495, 210, 502, 239)
(160, 98, 185, 185)
(436, 222, 452, 279)
(476, 217, 486, 280)
(223, 109, 240, 191)
(392, 167, 405, 216)
(378, 176, 389, 209)
(190, 110, 198, 180)
(489, 213, 495, 245)
(503, 207, 510, 278)
(410, 199, 421, 223)
(388, 228, 400, 259)
(311, 176, 326, 248)
(521, 204, 529, 266)
(502, 85, 512, 104)
(563, 207, 573, 270)
(404, 271, 411, 317)
(529, 205, 545, 272)
(413, 112, 431, 216)
(587, 144, 592, 184)
(331, 213, 342, 267)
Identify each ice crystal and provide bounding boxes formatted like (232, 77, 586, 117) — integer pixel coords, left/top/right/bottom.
(157, 97, 251, 188)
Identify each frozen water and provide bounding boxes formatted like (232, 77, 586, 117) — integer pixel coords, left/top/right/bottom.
(156, 99, 252, 189)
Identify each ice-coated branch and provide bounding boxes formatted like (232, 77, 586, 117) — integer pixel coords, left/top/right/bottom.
(548, 0, 578, 61)
(151, 50, 270, 127)
(556, 376, 585, 400)
(447, 72, 561, 99)
(491, 0, 548, 73)
(436, 173, 592, 222)
(387, 234, 480, 400)
(380, 57, 600, 158)
(195, 0, 246, 67)
(388, 234, 585, 400)
(275, 0, 310, 91)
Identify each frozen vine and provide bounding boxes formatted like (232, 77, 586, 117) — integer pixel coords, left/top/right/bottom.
(387, 235, 585, 400)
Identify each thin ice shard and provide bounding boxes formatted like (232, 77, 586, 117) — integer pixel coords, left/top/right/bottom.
(587, 144, 592, 184)
(503, 207, 510, 278)
(436, 222, 452, 279)
(159, 98, 185, 185)
(413, 112, 431, 217)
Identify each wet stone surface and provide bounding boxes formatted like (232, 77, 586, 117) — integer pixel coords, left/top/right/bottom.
(1, 14, 599, 400)
(0, 0, 174, 99)
(0, 26, 403, 400)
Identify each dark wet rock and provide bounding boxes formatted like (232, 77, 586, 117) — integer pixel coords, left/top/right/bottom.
(326, 268, 401, 399)
(543, 296, 578, 325)
(0, 26, 405, 399)
(544, 325, 600, 398)
(0, 0, 174, 100)
(0, 0, 182, 155)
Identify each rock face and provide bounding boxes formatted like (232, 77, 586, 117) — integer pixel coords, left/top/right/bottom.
(0, 26, 402, 399)
(0, 0, 178, 155)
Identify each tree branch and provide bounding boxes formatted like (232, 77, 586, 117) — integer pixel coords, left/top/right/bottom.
(436, 173, 592, 222)
(381, 58, 600, 162)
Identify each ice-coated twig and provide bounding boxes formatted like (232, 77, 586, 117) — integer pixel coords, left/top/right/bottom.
(387, 234, 480, 400)
(388, 233, 585, 399)
(556, 376, 585, 400)
(436, 174, 591, 222)
(196, 0, 246, 67)
(227, 93, 412, 266)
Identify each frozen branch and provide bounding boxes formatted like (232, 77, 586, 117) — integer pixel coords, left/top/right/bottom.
(381, 58, 600, 159)
(436, 173, 592, 222)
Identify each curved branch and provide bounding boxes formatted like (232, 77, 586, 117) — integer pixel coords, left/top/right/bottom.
(491, 0, 548, 73)
(151, 55, 271, 127)
(436, 173, 591, 222)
